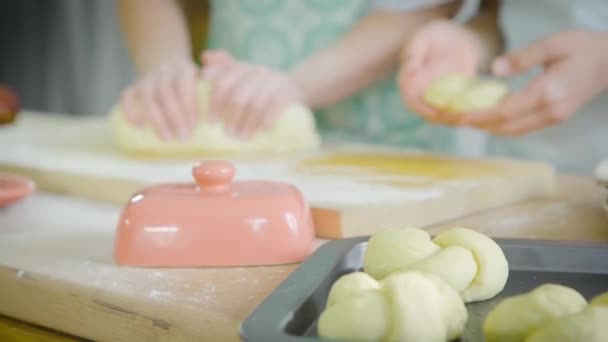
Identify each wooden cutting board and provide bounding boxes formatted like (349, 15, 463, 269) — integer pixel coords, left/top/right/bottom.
(0, 111, 556, 238)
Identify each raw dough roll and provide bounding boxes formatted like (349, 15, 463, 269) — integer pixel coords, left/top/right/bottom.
(483, 284, 588, 342)
(109, 80, 321, 157)
(423, 74, 509, 114)
(363, 227, 509, 303)
(525, 306, 608, 342)
(318, 271, 467, 342)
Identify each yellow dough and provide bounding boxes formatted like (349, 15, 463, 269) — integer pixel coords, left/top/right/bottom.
(363, 228, 440, 280)
(525, 306, 608, 342)
(590, 291, 608, 307)
(363, 227, 508, 303)
(433, 228, 509, 302)
(318, 271, 467, 342)
(325, 271, 380, 307)
(423, 74, 509, 114)
(483, 284, 588, 342)
(109, 80, 321, 157)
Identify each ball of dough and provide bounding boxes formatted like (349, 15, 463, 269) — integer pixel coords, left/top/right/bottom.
(423, 74, 473, 111)
(525, 306, 608, 342)
(447, 80, 509, 113)
(326, 271, 380, 307)
(109, 80, 321, 157)
(483, 284, 587, 342)
(433, 227, 509, 302)
(382, 271, 468, 342)
(591, 291, 608, 307)
(401, 245, 477, 293)
(318, 289, 391, 341)
(423, 73, 509, 114)
(318, 270, 467, 342)
(363, 228, 440, 280)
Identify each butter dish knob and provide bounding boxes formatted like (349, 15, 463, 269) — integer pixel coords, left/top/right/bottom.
(193, 160, 235, 193)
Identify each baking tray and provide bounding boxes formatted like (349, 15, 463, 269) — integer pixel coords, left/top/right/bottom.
(240, 237, 608, 341)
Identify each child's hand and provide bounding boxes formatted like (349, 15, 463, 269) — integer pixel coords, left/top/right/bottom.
(461, 30, 608, 136)
(120, 59, 199, 140)
(399, 20, 484, 125)
(201, 50, 303, 139)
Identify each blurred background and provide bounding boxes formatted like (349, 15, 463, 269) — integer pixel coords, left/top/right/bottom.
(0, 0, 209, 117)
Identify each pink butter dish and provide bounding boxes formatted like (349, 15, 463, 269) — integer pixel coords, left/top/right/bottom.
(113, 160, 316, 267)
(0, 173, 35, 208)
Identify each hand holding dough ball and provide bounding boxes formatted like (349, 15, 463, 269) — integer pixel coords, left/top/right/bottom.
(318, 271, 467, 342)
(483, 284, 587, 342)
(109, 80, 321, 157)
(363, 227, 509, 303)
(423, 74, 509, 114)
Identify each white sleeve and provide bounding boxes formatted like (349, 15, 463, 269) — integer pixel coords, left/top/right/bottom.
(369, 0, 481, 24)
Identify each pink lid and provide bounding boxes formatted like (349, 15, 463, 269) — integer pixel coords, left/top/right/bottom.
(114, 160, 316, 267)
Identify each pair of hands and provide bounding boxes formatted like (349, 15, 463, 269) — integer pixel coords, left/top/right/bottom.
(400, 21, 608, 136)
(121, 50, 302, 140)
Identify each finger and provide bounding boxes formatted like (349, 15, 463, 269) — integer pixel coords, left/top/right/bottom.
(201, 49, 234, 67)
(462, 75, 550, 127)
(486, 110, 557, 136)
(246, 79, 284, 134)
(121, 86, 144, 127)
(213, 65, 254, 134)
(403, 35, 430, 74)
(399, 69, 441, 121)
(231, 75, 269, 139)
(157, 73, 190, 139)
(141, 81, 171, 140)
(200, 64, 225, 122)
(176, 68, 200, 136)
(492, 33, 570, 77)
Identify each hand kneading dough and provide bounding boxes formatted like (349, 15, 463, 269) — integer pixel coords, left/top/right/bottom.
(423, 74, 509, 114)
(109, 80, 321, 156)
(483, 284, 587, 342)
(363, 227, 508, 303)
(318, 271, 467, 342)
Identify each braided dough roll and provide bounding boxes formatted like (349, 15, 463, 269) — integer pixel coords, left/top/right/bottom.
(318, 271, 467, 342)
(363, 227, 509, 303)
(109, 80, 321, 157)
(483, 284, 588, 342)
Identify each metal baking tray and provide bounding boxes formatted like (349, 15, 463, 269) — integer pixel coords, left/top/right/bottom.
(240, 237, 608, 341)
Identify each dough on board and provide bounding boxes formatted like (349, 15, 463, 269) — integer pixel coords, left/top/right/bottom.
(109, 80, 321, 156)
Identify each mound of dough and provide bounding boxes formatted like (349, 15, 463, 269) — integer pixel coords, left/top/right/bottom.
(483, 284, 588, 342)
(109, 80, 321, 157)
(526, 306, 608, 342)
(363, 227, 509, 303)
(318, 271, 467, 342)
(423, 74, 509, 114)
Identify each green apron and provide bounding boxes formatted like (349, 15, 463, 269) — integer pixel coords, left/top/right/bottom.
(206, 0, 457, 152)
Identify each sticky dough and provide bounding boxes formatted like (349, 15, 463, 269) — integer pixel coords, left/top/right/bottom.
(363, 227, 509, 303)
(484, 285, 608, 342)
(318, 271, 467, 342)
(109, 80, 321, 156)
(423, 74, 509, 114)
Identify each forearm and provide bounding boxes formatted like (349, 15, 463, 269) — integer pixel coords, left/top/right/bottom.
(118, 0, 192, 75)
(465, 0, 503, 72)
(290, 5, 456, 109)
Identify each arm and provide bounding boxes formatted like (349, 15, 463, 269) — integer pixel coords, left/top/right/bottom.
(117, 0, 201, 140)
(117, 0, 193, 75)
(290, 4, 458, 109)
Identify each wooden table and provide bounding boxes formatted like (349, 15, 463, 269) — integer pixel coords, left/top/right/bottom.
(1, 175, 607, 341)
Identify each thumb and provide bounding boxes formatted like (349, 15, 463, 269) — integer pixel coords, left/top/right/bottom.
(492, 33, 569, 77)
(200, 49, 234, 67)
